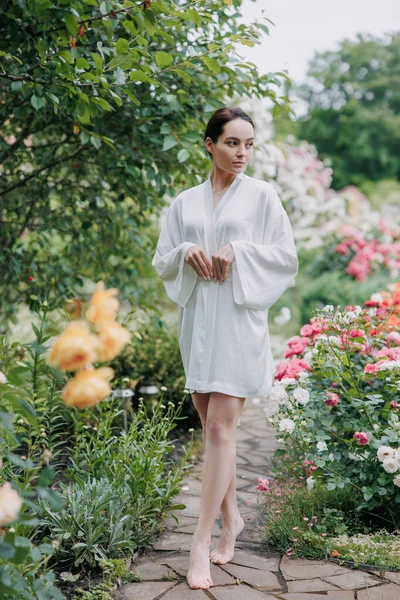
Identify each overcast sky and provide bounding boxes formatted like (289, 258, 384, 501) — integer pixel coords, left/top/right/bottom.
(238, 0, 399, 85)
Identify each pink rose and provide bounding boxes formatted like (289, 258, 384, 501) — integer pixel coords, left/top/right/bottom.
(324, 391, 339, 407)
(300, 324, 314, 337)
(335, 243, 350, 255)
(353, 431, 369, 445)
(364, 363, 378, 374)
(387, 331, 400, 345)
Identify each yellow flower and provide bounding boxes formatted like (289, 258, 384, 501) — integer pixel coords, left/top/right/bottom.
(86, 281, 119, 326)
(0, 482, 23, 526)
(96, 322, 131, 362)
(62, 367, 114, 409)
(47, 321, 99, 371)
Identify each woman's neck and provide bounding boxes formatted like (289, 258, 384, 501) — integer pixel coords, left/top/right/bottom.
(209, 166, 236, 192)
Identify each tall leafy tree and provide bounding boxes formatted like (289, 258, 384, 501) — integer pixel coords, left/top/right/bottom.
(297, 32, 400, 188)
(0, 0, 289, 329)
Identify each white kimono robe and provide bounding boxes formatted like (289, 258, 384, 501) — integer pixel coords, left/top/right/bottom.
(151, 172, 298, 399)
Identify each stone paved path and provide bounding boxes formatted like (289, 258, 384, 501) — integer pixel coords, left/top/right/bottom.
(115, 399, 400, 600)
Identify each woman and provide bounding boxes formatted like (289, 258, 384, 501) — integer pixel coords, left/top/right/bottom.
(152, 107, 298, 590)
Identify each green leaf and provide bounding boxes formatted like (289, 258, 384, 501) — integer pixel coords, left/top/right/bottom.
(202, 57, 221, 74)
(91, 52, 104, 72)
(90, 136, 102, 149)
(162, 135, 177, 151)
(177, 148, 190, 163)
(76, 57, 90, 69)
(30, 95, 46, 110)
(155, 51, 173, 69)
(64, 14, 78, 35)
(174, 68, 191, 83)
(108, 54, 132, 71)
(59, 50, 74, 64)
(91, 97, 113, 111)
(115, 38, 129, 54)
(123, 89, 140, 105)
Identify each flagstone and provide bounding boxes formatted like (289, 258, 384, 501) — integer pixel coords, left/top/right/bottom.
(220, 563, 281, 590)
(230, 549, 280, 571)
(132, 560, 179, 581)
(159, 552, 236, 585)
(280, 556, 353, 580)
(279, 593, 355, 600)
(153, 533, 193, 552)
(210, 586, 276, 600)
(287, 578, 341, 592)
(324, 571, 382, 590)
(357, 583, 400, 599)
(116, 581, 175, 599)
(162, 582, 206, 598)
(384, 572, 400, 585)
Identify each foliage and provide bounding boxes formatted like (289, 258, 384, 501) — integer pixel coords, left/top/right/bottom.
(0, 392, 65, 598)
(266, 283, 400, 529)
(260, 473, 364, 560)
(311, 223, 400, 282)
(0, 0, 289, 329)
(297, 33, 400, 188)
(258, 472, 400, 568)
(298, 269, 390, 326)
(36, 398, 186, 568)
(111, 315, 200, 429)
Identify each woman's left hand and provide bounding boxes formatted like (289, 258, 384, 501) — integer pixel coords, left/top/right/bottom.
(211, 243, 235, 282)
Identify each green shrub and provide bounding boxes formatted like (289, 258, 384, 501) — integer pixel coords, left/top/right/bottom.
(298, 270, 390, 324)
(111, 316, 200, 429)
(36, 399, 186, 568)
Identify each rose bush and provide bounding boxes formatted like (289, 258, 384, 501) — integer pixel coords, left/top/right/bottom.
(312, 222, 400, 282)
(266, 282, 400, 527)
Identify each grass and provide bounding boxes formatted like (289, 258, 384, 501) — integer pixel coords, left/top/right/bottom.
(259, 474, 400, 570)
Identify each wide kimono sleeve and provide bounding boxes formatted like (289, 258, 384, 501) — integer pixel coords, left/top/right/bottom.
(151, 196, 198, 308)
(229, 190, 298, 310)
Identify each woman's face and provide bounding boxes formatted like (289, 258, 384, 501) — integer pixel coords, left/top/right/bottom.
(205, 118, 254, 175)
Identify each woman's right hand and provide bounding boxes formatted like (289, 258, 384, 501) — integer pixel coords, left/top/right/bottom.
(185, 245, 214, 280)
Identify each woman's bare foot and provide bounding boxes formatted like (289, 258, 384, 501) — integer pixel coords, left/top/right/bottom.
(187, 539, 213, 590)
(209, 515, 244, 565)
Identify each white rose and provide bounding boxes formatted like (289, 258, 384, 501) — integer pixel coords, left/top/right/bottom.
(280, 377, 296, 387)
(303, 351, 313, 363)
(306, 476, 315, 490)
(0, 482, 23, 525)
(394, 448, 400, 461)
(0, 371, 7, 384)
(279, 418, 295, 434)
(328, 336, 341, 346)
(298, 370, 309, 382)
(269, 384, 288, 402)
(371, 293, 383, 303)
(329, 452, 335, 462)
(264, 401, 280, 417)
(382, 458, 400, 473)
(293, 388, 310, 406)
(323, 305, 334, 312)
(344, 311, 357, 323)
(316, 441, 328, 452)
(394, 474, 400, 488)
(377, 446, 395, 462)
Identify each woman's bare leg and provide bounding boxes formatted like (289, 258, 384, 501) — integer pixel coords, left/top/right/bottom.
(192, 392, 245, 566)
(187, 392, 245, 589)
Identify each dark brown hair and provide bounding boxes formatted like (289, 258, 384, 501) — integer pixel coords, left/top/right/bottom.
(203, 107, 255, 157)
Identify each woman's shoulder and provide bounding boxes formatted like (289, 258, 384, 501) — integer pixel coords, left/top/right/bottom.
(173, 181, 205, 204)
(242, 174, 279, 201)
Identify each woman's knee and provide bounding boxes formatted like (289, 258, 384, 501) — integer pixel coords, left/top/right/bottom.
(205, 416, 235, 446)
